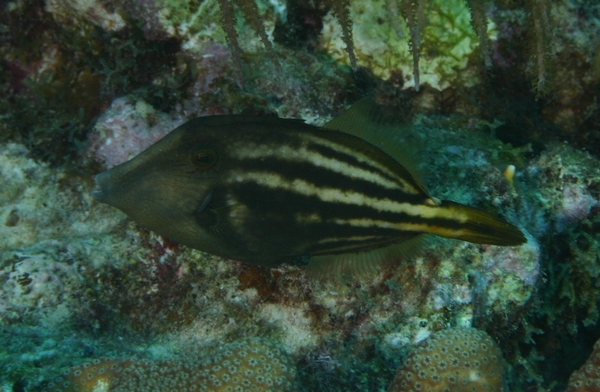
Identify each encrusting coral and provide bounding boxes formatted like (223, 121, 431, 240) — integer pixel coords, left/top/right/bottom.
(43, 337, 296, 392)
(388, 327, 505, 392)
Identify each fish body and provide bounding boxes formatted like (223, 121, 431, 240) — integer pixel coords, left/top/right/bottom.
(92, 101, 525, 275)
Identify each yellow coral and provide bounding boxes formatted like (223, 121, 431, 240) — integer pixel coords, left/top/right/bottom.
(44, 338, 295, 392)
(388, 327, 505, 392)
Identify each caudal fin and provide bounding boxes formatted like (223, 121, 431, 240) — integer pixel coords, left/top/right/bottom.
(438, 200, 526, 246)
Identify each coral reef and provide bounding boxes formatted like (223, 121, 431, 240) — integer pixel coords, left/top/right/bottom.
(43, 337, 296, 391)
(2, 107, 585, 391)
(1, 0, 600, 391)
(388, 327, 504, 392)
(524, 144, 600, 328)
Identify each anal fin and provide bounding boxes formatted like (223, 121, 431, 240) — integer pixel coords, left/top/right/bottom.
(307, 234, 432, 280)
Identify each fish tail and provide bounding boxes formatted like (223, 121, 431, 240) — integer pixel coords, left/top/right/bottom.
(436, 200, 526, 246)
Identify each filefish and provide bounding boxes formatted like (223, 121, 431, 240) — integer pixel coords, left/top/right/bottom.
(91, 99, 525, 277)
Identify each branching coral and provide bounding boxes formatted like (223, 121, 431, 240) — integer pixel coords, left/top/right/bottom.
(400, 0, 427, 90)
(326, 0, 357, 70)
(525, 0, 552, 94)
(466, 0, 492, 68)
(217, 0, 277, 82)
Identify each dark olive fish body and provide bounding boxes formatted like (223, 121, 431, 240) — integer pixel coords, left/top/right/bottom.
(92, 101, 525, 276)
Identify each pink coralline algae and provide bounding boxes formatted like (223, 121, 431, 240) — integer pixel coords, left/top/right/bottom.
(479, 241, 540, 288)
(525, 144, 600, 233)
(87, 97, 184, 169)
(558, 186, 599, 228)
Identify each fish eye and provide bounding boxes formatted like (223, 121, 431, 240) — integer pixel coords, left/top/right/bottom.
(190, 147, 218, 170)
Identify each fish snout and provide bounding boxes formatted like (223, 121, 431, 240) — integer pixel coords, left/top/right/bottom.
(91, 171, 111, 203)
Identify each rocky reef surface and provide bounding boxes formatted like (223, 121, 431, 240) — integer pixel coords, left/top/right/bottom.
(1, 0, 600, 391)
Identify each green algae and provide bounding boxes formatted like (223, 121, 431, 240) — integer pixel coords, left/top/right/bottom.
(322, 0, 496, 89)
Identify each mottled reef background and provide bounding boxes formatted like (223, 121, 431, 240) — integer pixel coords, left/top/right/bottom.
(1, 0, 600, 391)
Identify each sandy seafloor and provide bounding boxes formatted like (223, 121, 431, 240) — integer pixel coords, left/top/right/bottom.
(1, 0, 600, 391)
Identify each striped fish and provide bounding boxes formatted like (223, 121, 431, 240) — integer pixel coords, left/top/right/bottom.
(91, 99, 525, 277)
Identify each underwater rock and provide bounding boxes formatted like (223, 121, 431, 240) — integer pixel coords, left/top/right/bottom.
(179, 41, 354, 121)
(522, 144, 600, 337)
(0, 143, 121, 251)
(87, 97, 184, 169)
(46, 0, 127, 32)
(526, 144, 600, 234)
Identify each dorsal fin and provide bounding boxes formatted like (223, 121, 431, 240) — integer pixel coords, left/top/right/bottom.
(306, 234, 433, 280)
(324, 97, 427, 190)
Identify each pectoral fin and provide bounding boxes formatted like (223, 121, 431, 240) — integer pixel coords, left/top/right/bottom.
(195, 190, 214, 214)
(195, 197, 248, 254)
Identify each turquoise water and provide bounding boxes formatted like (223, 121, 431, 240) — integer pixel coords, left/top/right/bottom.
(1, 1, 599, 391)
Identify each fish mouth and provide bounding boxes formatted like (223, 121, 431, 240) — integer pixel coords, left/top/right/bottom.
(91, 171, 111, 203)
